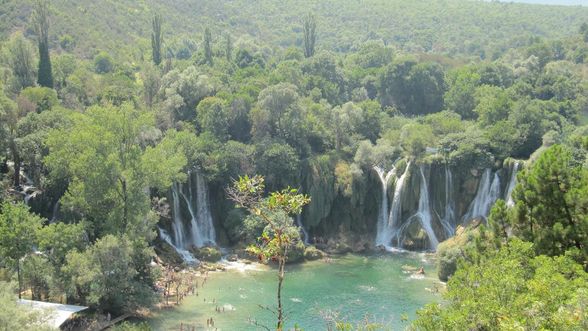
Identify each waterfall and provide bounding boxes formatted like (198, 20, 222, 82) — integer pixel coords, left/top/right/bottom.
(194, 172, 216, 246)
(296, 214, 309, 245)
(171, 182, 187, 248)
(395, 166, 439, 250)
(440, 166, 455, 237)
(173, 172, 217, 248)
(462, 169, 501, 222)
(378, 162, 411, 247)
(505, 161, 520, 207)
(50, 201, 60, 223)
(158, 227, 199, 265)
(374, 165, 397, 246)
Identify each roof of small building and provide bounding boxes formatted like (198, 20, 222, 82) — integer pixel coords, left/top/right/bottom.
(17, 299, 88, 329)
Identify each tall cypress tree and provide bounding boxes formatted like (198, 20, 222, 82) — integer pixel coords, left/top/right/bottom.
(225, 33, 233, 62)
(33, 0, 53, 88)
(151, 14, 163, 66)
(303, 14, 317, 58)
(204, 27, 213, 66)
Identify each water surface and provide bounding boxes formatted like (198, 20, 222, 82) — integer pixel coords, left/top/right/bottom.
(150, 253, 441, 330)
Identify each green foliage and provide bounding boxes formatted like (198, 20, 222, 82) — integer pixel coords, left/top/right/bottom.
(512, 144, 588, 262)
(159, 66, 216, 124)
(62, 235, 156, 313)
(203, 27, 213, 66)
(3, 32, 36, 94)
(18, 87, 58, 113)
(32, 0, 53, 88)
(303, 14, 317, 58)
(378, 58, 446, 115)
(412, 240, 588, 331)
(196, 96, 230, 141)
(44, 104, 186, 239)
(0, 202, 43, 265)
(227, 175, 310, 330)
(151, 14, 163, 66)
(0, 282, 55, 331)
(444, 66, 480, 119)
(0, 202, 43, 298)
(93, 51, 114, 74)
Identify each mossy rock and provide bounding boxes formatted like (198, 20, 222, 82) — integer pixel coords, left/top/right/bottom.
(154, 240, 184, 266)
(286, 241, 306, 264)
(304, 246, 326, 261)
(436, 220, 482, 281)
(192, 246, 222, 262)
(325, 241, 352, 255)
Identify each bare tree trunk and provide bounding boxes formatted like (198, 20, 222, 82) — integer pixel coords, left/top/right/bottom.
(17, 260, 22, 299)
(277, 245, 288, 330)
(10, 139, 20, 187)
(277, 257, 284, 330)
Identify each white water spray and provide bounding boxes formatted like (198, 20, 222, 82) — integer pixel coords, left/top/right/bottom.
(296, 214, 309, 245)
(374, 165, 397, 246)
(462, 169, 501, 222)
(505, 161, 520, 207)
(376, 162, 411, 247)
(169, 172, 216, 250)
(439, 166, 455, 237)
(171, 182, 187, 248)
(395, 166, 439, 250)
(158, 227, 199, 265)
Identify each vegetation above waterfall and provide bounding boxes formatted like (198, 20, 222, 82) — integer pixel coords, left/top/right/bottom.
(0, 0, 587, 329)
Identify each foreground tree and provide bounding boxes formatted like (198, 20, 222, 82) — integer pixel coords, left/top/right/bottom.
(0, 202, 43, 299)
(62, 235, 155, 313)
(512, 144, 588, 263)
(32, 0, 53, 88)
(412, 240, 588, 331)
(0, 282, 54, 331)
(227, 175, 310, 330)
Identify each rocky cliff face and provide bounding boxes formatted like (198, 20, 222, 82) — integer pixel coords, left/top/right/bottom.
(160, 157, 523, 253)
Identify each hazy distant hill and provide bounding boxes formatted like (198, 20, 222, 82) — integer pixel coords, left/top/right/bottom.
(494, 0, 586, 6)
(1, 0, 587, 60)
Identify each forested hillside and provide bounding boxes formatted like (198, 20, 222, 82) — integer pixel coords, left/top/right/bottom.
(1, 0, 588, 60)
(0, 0, 587, 330)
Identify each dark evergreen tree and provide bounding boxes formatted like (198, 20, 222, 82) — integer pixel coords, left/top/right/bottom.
(225, 33, 233, 62)
(33, 0, 53, 88)
(204, 27, 213, 66)
(512, 145, 588, 263)
(151, 14, 163, 66)
(303, 14, 317, 58)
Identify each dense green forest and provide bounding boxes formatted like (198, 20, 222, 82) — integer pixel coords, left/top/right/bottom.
(0, 0, 587, 330)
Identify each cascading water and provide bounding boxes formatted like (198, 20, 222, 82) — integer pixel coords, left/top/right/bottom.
(194, 173, 216, 246)
(439, 166, 455, 237)
(374, 165, 397, 246)
(296, 214, 310, 245)
(170, 172, 216, 250)
(50, 201, 60, 223)
(462, 169, 501, 222)
(158, 227, 199, 265)
(505, 161, 520, 207)
(379, 162, 411, 247)
(394, 166, 439, 250)
(171, 182, 187, 249)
